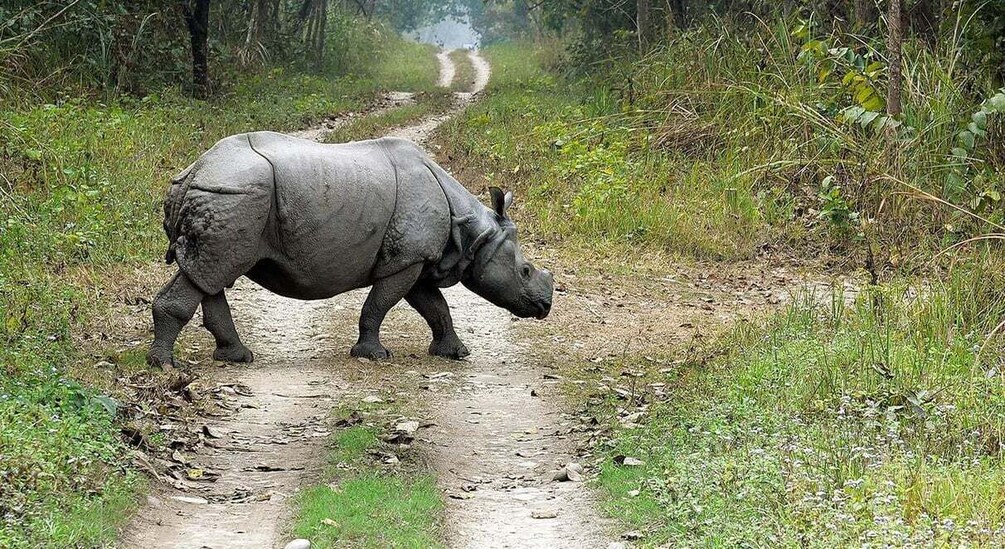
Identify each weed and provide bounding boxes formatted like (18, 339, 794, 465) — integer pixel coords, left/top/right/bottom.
(585, 253, 1005, 546)
(292, 424, 443, 548)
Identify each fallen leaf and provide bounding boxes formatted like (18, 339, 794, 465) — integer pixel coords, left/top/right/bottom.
(531, 510, 558, 519)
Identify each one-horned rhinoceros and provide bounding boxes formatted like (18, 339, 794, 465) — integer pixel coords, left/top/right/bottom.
(147, 131, 553, 367)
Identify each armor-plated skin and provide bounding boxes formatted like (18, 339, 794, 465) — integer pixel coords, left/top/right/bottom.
(148, 132, 553, 366)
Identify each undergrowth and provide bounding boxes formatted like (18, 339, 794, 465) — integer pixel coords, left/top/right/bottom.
(435, 36, 1005, 546)
(592, 252, 1005, 546)
(439, 33, 1004, 267)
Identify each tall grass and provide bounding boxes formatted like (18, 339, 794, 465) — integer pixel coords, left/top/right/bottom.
(442, 20, 1003, 265)
(435, 35, 1005, 545)
(595, 252, 1005, 546)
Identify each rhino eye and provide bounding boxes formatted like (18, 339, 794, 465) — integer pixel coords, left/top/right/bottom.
(521, 265, 532, 278)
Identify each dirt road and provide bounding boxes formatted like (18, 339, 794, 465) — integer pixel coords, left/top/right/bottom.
(121, 49, 614, 549)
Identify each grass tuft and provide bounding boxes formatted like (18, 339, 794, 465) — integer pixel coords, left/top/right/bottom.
(292, 426, 442, 548)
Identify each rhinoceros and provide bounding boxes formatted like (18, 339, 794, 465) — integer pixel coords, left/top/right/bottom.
(147, 131, 553, 367)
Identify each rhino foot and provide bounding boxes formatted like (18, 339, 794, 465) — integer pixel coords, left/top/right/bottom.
(350, 341, 392, 360)
(429, 337, 470, 360)
(214, 344, 254, 363)
(146, 350, 175, 370)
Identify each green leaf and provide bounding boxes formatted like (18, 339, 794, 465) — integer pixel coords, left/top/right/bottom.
(968, 122, 987, 138)
(91, 395, 119, 417)
(958, 130, 975, 150)
(840, 106, 865, 123)
(945, 172, 967, 199)
(859, 111, 880, 128)
(865, 61, 885, 74)
(951, 147, 969, 160)
(988, 92, 1005, 112)
(861, 95, 885, 112)
(972, 111, 987, 128)
(854, 85, 874, 105)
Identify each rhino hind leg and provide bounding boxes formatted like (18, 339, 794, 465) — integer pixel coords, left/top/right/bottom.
(351, 264, 423, 360)
(405, 284, 469, 360)
(148, 270, 205, 369)
(202, 290, 254, 363)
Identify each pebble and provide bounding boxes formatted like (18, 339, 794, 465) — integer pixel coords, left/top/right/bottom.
(170, 495, 208, 505)
(284, 539, 311, 549)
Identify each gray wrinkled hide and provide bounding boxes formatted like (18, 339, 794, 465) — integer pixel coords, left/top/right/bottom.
(148, 131, 553, 366)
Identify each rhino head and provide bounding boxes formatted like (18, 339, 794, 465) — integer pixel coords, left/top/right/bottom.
(460, 187, 553, 319)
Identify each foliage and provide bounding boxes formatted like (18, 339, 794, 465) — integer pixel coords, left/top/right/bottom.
(0, 1, 400, 100)
(592, 253, 1005, 546)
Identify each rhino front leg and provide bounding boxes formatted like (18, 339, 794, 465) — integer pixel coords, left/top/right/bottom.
(202, 290, 254, 363)
(148, 271, 205, 369)
(351, 264, 423, 359)
(405, 284, 469, 359)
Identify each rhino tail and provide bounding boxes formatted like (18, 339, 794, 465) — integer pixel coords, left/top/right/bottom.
(163, 162, 196, 264)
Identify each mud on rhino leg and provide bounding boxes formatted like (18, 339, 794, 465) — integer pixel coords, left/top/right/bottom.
(405, 284, 469, 359)
(351, 264, 423, 360)
(202, 290, 254, 363)
(148, 271, 205, 368)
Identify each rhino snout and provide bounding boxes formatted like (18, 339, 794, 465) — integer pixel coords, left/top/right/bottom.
(533, 269, 554, 319)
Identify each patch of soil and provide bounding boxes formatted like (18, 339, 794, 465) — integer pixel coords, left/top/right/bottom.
(288, 91, 416, 142)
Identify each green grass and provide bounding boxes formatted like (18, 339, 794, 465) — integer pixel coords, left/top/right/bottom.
(0, 36, 438, 546)
(371, 39, 441, 94)
(325, 89, 454, 143)
(449, 49, 476, 93)
(581, 253, 1005, 546)
(436, 42, 767, 260)
(431, 41, 1005, 545)
(439, 32, 1004, 266)
(292, 425, 443, 548)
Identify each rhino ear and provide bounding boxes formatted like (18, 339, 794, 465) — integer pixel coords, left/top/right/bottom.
(489, 186, 513, 218)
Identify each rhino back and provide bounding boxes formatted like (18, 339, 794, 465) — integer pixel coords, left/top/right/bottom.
(244, 132, 398, 297)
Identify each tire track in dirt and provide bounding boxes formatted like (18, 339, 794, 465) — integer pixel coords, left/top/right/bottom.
(386, 50, 614, 548)
(122, 48, 614, 548)
(120, 53, 455, 549)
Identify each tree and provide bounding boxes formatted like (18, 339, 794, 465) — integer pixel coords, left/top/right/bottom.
(853, 0, 873, 31)
(637, 0, 652, 51)
(182, 0, 211, 98)
(886, 0, 903, 117)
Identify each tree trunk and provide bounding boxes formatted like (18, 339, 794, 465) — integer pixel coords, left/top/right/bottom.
(514, 0, 529, 33)
(314, 0, 327, 68)
(182, 0, 211, 98)
(244, 0, 269, 50)
(886, 0, 903, 117)
(853, 0, 872, 31)
(637, 0, 652, 51)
